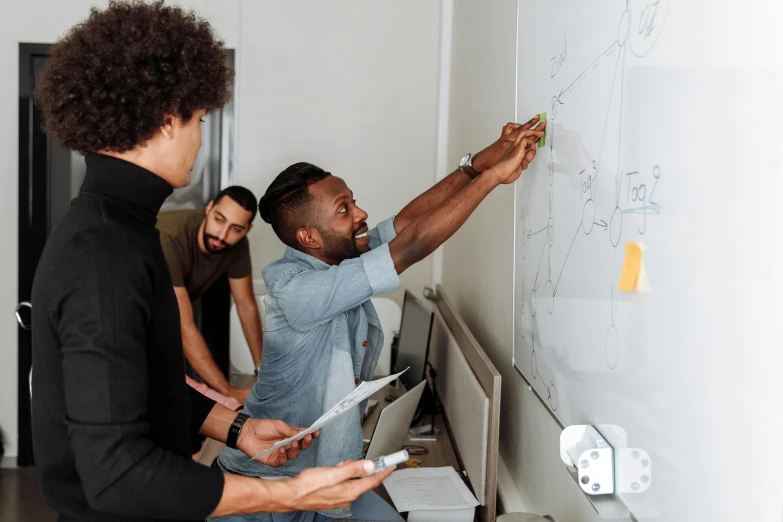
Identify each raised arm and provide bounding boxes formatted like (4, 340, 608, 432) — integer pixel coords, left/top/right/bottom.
(389, 125, 544, 274)
(393, 115, 544, 231)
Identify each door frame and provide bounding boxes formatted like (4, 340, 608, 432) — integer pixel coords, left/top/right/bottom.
(18, 42, 52, 466)
(16, 44, 236, 466)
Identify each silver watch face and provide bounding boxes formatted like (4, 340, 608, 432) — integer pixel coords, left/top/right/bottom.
(459, 153, 471, 168)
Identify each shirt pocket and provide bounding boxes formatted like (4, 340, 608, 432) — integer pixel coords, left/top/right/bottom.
(333, 313, 352, 354)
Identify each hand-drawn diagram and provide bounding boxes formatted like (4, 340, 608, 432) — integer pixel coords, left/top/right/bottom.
(514, 0, 668, 411)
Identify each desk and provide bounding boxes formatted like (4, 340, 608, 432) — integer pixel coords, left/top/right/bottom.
(196, 378, 472, 520)
(362, 382, 462, 505)
(197, 377, 462, 472)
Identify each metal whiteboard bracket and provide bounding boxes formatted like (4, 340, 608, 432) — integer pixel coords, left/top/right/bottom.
(560, 425, 658, 520)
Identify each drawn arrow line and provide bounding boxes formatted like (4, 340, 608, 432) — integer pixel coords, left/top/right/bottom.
(557, 39, 619, 104)
(527, 226, 548, 239)
(554, 221, 582, 296)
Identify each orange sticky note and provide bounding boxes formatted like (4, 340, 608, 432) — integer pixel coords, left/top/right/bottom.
(618, 242, 642, 292)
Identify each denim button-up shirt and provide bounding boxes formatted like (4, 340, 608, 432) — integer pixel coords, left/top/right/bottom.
(217, 217, 399, 518)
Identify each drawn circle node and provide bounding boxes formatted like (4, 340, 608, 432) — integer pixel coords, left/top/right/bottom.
(548, 217, 554, 245)
(531, 350, 538, 378)
(520, 304, 527, 338)
(530, 288, 537, 317)
(605, 324, 620, 369)
(610, 206, 623, 247)
(582, 199, 596, 234)
(549, 382, 559, 410)
(629, 0, 670, 58)
(619, 9, 631, 46)
(545, 279, 554, 313)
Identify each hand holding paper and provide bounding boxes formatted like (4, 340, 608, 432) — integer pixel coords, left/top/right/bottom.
(249, 368, 409, 460)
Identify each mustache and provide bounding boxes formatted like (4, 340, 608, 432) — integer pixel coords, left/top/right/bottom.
(353, 222, 368, 234)
(205, 234, 227, 247)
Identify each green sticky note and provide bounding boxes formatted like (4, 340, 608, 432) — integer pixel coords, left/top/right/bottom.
(538, 112, 547, 147)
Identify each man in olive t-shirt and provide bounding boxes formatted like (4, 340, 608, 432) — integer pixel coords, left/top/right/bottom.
(157, 186, 262, 404)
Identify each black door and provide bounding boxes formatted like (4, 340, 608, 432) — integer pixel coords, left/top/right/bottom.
(18, 43, 87, 466)
(17, 45, 234, 466)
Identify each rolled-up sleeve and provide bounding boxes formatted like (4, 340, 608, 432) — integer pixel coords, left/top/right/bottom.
(367, 216, 397, 249)
(272, 244, 401, 332)
(361, 243, 400, 296)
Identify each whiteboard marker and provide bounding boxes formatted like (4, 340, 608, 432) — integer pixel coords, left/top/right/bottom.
(367, 450, 409, 475)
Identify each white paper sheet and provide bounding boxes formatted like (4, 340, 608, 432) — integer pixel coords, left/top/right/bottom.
(249, 368, 408, 460)
(383, 467, 479, 512)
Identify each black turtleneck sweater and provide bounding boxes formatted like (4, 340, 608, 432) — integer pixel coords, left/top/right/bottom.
(31, 155, 224, 521)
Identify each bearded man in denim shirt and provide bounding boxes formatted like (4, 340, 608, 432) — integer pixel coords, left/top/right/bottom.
(213, 116, 545, 522)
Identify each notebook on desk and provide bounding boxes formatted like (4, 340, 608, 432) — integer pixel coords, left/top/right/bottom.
(362, 380, 427, 460)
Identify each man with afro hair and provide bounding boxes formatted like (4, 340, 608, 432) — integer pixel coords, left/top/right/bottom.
(31, 2, 392, 521)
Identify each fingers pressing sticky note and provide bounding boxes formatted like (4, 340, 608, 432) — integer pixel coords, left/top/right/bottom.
(618, 242, 643, 292)
(538, 112, 547, 147)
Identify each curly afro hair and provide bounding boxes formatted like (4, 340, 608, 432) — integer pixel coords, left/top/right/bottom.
(34, 0, 233, 155)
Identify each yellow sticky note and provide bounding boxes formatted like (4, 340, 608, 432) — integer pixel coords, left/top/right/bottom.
(618, 242, 642, 292)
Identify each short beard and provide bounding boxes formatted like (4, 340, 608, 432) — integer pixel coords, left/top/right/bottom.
(203, 229, 229, 254)
(321, 232, 362, 261)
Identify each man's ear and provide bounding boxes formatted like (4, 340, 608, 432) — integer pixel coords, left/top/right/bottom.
(206, 200, 214, 216)
(160, 115, 176, 140)
(296, 227, 321, 250)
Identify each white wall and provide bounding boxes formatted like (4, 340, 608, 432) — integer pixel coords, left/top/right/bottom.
(235, 0, 441, 305)
(0, 0, 240, 463)
(0, 0, 440, 461)
(442, 2, 626, 520)
(0, 0, 105, 465)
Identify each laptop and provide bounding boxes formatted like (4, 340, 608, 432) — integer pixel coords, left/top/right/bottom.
(362, 380, 427, 460)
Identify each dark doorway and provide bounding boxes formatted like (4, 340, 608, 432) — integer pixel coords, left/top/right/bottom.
(18, 42, 72, 467)
(17, 44, 235, 467)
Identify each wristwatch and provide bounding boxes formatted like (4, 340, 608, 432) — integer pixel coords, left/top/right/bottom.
(458, 153, 481, 179)
(226, 412, 249, 450)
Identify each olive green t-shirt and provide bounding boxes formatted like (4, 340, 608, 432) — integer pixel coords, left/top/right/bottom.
(157, 209, 252, 300)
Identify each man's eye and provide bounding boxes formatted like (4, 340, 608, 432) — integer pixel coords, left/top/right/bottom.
(338, 206, 347, 213)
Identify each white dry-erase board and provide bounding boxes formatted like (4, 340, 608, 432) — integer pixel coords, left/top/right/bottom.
(513, 0, 783, 520)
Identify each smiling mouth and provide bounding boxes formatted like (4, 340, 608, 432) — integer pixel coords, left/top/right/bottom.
(354, 223, 369, 240)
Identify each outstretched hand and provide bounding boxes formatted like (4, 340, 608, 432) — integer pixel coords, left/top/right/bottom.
(485, 122, 546, 185)
(473, 114, 546, 172)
